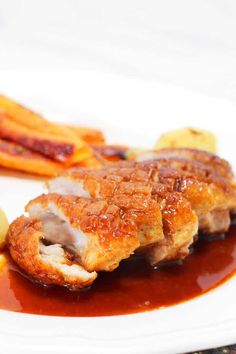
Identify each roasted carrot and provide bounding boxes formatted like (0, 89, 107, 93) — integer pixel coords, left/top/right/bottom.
(73, 155, 105, 169)
(0, 95, 105, 144)
(0, 139, 63, 176)
(0, 95, 78, 140)
(0, 114, 92, 164)
(66, 125, 105, 144)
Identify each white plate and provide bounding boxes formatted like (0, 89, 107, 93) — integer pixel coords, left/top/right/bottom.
(1, 69, 236, 354)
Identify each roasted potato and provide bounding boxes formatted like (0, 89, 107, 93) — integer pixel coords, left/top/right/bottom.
(155, 127, 217, 153)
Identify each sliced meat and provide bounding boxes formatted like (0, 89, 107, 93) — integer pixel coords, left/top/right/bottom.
(198, 210, 231, 234)
(7, 216, 97, 290)
(49, 169, 198, 265)
(138, 158, 236, 234)
(49, 175, 164, 248)
(149, 192, 198, 264)
(7, 194, 140, 289)
(135, 148, 233, 181)
(49, 155, 236, 237)
(25, 194, 140, 272)
(7, 147, 236, 290)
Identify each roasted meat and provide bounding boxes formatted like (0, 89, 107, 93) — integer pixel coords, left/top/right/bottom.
(49, 154, 236, 236)
(7, 216, 97, 290)
(48, 167, 198, 264)
(138, 158, 236, 233)
(7, 192, 197, 290)
(148, 192, 198, 264)
(135, 148, 233, 181)
(7, 194, 140, 287)
(7, 147, 236, 290)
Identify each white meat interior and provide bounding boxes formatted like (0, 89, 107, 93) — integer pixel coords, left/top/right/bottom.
(28, 202, 88, 258)
(48, 177, 89, 197)
(39, 242, 95, 281)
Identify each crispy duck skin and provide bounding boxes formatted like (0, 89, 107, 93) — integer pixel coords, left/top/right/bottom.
(148, 192, 198, 264)
(101, 181, 165, 247)
(0, 113, 92, 163)
(48, 167, 198, 258)
(49, 168, 198, 264)
(135, 148, 233, 181)
(0, 139, 63, 176)
(138, 158, 236, 210)
(49, 155, 236, 235)
(137, 158, 236, 233)
(25, 194, 139, 272)
(7, 216, 97, 290)
(41, 185, 164, 250)
(51, 158, 236, 212)
(50, 168, 166, 251)
(7, 194, 140, 288)
(7, 193, 197, 288)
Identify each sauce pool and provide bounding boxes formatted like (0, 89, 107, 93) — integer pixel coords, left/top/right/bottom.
(1, 226, 236, 317)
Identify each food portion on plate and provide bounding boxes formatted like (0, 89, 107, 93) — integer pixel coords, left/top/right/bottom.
(1, 95, 236, 316)
(7, 149, 236, 289)
(0, 95, 108, 175)
(154, 127, 218, 153)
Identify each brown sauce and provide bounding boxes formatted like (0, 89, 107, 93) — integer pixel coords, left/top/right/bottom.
(1, 226, 236, 317)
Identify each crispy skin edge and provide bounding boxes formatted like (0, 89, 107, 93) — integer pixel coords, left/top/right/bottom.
(7, 216, 97, 290)
(152, 148, 234, 180)
(26, 193, 140, 272)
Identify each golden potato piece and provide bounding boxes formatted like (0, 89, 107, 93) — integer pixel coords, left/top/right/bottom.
(0, 209, 9, 250)
(155, 127, 217, 153)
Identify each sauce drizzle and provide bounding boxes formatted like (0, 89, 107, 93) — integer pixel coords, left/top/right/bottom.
(1, 226, 236, 317)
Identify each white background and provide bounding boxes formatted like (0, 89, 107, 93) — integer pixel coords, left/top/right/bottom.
(1, 0, 236, 102)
